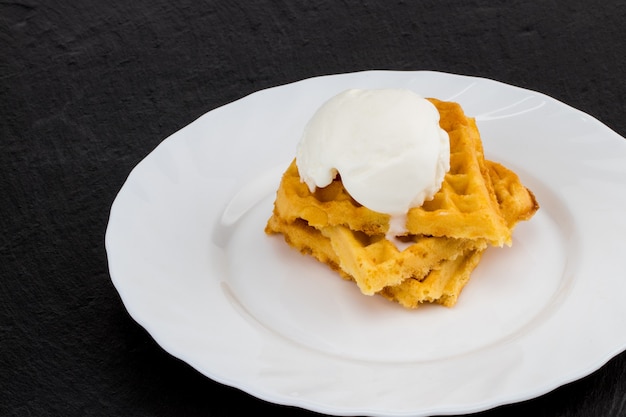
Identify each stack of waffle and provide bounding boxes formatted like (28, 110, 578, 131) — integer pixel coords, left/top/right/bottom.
(265, 99, 538, 308)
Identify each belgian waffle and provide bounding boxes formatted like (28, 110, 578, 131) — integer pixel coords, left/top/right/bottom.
(265, 99, 538, 308)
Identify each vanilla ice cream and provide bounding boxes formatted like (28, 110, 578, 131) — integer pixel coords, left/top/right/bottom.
(296, 88, 450, 237)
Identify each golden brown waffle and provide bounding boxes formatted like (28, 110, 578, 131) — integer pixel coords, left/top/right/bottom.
(265, 98, 538, 308)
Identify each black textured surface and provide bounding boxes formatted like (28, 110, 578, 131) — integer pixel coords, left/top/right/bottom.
(2, 1, 625, 416)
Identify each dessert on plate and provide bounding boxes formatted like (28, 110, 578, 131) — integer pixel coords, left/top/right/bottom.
(265, 89, 538, 308)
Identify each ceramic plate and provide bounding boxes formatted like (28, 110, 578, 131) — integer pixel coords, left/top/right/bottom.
(105, 71, 626, 416)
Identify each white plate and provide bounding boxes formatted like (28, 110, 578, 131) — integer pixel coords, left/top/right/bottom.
(105, 71, 626, 416)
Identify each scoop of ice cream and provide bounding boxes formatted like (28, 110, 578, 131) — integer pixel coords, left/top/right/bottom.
(296, 88, 450, 220)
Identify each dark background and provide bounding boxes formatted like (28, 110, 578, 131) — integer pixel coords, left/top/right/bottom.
(2, 1, 625, 416)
